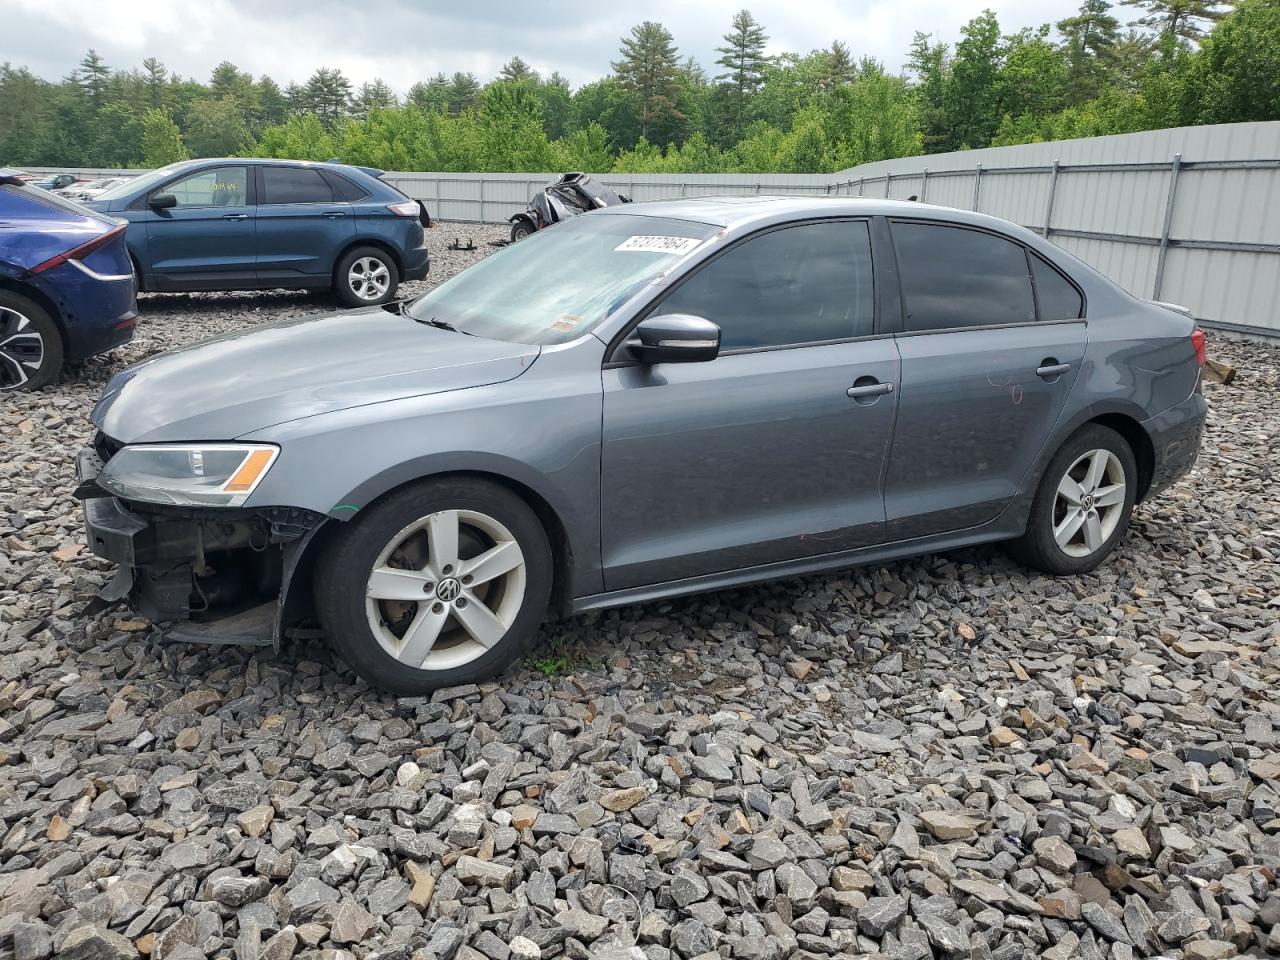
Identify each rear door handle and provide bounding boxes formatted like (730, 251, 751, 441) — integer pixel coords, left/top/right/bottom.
(1036, 361, 1071, 379)
(323, 211, 346, 219)
(222, 213, 249, 221)
(847, 381, 894, 399)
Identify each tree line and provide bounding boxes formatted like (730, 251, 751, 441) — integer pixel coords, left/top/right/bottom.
(0, 0, 1275, 176)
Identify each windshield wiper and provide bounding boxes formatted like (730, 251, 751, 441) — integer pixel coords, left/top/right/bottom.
(412, 315, 474, 336)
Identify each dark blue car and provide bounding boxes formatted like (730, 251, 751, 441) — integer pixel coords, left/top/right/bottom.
(0, 169, 138, 391)
(86, 158, 430, 307)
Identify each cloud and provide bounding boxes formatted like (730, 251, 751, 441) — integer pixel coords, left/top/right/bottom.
(2, 0, 1082, 92)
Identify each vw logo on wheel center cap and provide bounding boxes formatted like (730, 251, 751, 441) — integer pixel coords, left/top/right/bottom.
(436, 578, 462, 602)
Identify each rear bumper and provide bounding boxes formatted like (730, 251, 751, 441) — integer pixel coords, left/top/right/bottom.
(402, 243, 429, 282)
(1141, 386, 1207, 498)
(31, 261, 138, 362)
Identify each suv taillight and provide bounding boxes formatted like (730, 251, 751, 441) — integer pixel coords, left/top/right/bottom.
(1191, 328, 1206, 367)
(387, 201, 420, 217)
(31, 222, 126, 274)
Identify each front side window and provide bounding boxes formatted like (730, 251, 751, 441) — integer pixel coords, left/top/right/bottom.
(262, 166, 334, 204)
(163, 167, 249, 208)
(892, 221, 1036, 332)
(406, 213, 718, 346)
(653, 220, 875, 350)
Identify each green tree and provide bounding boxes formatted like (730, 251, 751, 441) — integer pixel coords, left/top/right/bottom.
(715, 9, 771, 141)
(1120, 0, 1232, 41)
(535, 72, 573, 139)
(78, 49, 110, 106)
(907, 32, 953, 152)
(823, 41, 857, 88)
(1180, 0, 1280, 121)
(141, 57, 168, 107)
(998, 27, 1068, 119)
(499, 56, 538, 84)
(255, 76, 289, 129)
(408, 74, 450, 113)
(352, 78, 398, 119)
(446, 72, 481, 114)
(474, 81, 554, 170)
(140, 108, 189, 165)
(570, 77, 640, 151)
(301, 67, 353, 127)
(553, 122, 613, 171)
(613, 21, 684, 141)
(185, 97, 254, 156)
(1058, 0, 1122, 103)
(254, 113, 337, 160)
(947, 10, 1004, 148)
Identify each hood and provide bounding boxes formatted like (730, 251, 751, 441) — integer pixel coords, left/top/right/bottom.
(93, 307, 539, 443)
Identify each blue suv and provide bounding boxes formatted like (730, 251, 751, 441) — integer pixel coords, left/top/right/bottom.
(86, 159, 430, 307)
(0, 169, 138, 391)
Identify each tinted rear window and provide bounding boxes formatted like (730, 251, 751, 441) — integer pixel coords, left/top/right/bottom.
(1031, 251, 1084, 320)
(321, 170, 369, 201)
(892, 221, 1036, 332)
(262, 167, 334, 204)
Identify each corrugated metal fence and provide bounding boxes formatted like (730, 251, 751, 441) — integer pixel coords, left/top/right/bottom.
(22, 121, 1280, 335)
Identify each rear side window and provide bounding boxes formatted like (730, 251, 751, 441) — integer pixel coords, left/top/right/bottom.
(1031, 251, 1084, 320)
(653, 220, 876, 350)
(892, 221, 1035, 332)
(321, 170, 369, 201)
(261, 167, 334, 204)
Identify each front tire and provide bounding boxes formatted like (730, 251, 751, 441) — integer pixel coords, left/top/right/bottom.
(1010, 424, 1137, 575)
(0, 291, 63, 392)
(510, 219, 534, 243)
(335, 246, 399, 308)
(315, 478, 552, 694)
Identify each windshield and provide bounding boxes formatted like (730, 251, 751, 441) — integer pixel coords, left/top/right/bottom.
(95, 164, 186, 201)
(406, 213, 719, 345)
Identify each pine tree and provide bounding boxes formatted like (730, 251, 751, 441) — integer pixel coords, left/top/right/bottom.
(715, 10, 770, 140)
(1120, 0, 1232, 42)
(907, 32, 953, 152)
(353, 78, 398, 118)
(1058, 0, 1122, 103)
(256, 76, 289, 128)
(78, 49, 110, 106)
(302, 67, 353, 127)
(613, 21, 684, 140)
(408, 74, 450, 113)
(141, 57, 168, 107)
(823, 41, 857, 88)
(447, 72, 481, 114)
(499, 56, 537, 84)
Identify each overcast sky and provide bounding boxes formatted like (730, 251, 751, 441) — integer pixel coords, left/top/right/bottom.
(4, 0, 1084, 92)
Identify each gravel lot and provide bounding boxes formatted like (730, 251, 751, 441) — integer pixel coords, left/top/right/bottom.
(1, 221, 1278, 960)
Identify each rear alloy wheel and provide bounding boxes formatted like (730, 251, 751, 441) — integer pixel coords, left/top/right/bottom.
(1010, 424, 1137, 575)
(316, 478, 552, 693)
(0, 292, 63, 392)
(335, 246, 399, 308)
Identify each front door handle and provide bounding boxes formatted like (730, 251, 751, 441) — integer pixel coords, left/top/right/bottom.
(1036, 360, 1071, 379)
(847, 380, 894, 399)
(222, 213, 249, 221)
(323, 211, 346, 219)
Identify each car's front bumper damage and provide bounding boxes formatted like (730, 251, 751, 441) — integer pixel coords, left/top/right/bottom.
(76, 444, 328, 648)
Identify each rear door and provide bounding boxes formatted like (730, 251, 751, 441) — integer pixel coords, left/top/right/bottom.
(599, 218, 899, 590)
(255, 165, 354, 286)
(143, 164, 256, 290)
(882, 220, 1087, 540)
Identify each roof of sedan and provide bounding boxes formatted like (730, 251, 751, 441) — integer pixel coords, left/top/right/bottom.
(602, 195, 1011, 231)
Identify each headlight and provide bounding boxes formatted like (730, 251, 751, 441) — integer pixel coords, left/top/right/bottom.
(98, 443, 279, 507)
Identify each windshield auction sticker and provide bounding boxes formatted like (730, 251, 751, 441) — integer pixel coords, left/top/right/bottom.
(615, 235, 703, 254)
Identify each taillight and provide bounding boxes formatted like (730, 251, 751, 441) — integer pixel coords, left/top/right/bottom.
(1191, 328, 1206, 367)
(31, 222, 126, 274)
(387, 201, 420, 217)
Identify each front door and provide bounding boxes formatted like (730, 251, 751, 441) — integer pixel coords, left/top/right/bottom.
(255, 165, 354, 286)
(144, 165, 256, 290)
(600, 219, 898, 591)
(883, 220, 1088, 540)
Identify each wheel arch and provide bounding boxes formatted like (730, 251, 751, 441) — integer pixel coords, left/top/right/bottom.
(0, 276, 69, 356)
(337, 237, 405, 280)
(1087, 412, 1155, 502)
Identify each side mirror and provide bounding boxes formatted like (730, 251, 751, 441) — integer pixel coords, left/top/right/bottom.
(629, 314, 720, 364)
(149, 193, 177, 210)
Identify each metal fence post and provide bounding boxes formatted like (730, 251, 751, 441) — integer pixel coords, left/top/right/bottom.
(1042, 159, 1060, 237)
(478, 177, 486, 224)
(1153, 153, 1183, 300)
(920, 168, 928, 202)
(972, 163, 983, 211)
(885, 172, 892, 198)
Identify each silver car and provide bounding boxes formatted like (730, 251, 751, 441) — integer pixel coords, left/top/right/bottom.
(78, 198, 1207, 693)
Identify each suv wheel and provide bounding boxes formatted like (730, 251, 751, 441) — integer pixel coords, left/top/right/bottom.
(0, 291, 63, 392)
(1010, 423, 1137, 575)
(315, 478, 552, 694)
(335, 246, 399, 308)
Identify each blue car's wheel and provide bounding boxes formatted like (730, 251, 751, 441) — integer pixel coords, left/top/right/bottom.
(0, 291, 63, 392)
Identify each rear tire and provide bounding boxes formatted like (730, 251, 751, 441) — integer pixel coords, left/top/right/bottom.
(334, 246, 399, 308)
(510, 219, 534, 243)
(1009, 424, 1137, 575)
(315, 478, 552, 694)
(0, 291, 63, 392)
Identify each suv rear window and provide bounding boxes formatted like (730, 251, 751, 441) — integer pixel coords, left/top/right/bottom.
(262, 167, 334, 204)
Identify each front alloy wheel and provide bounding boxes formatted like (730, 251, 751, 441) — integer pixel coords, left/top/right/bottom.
(316, 478, 552, 693)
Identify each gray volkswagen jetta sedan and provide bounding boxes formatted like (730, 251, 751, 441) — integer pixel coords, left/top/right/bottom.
(78, 197, 1206, 693)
